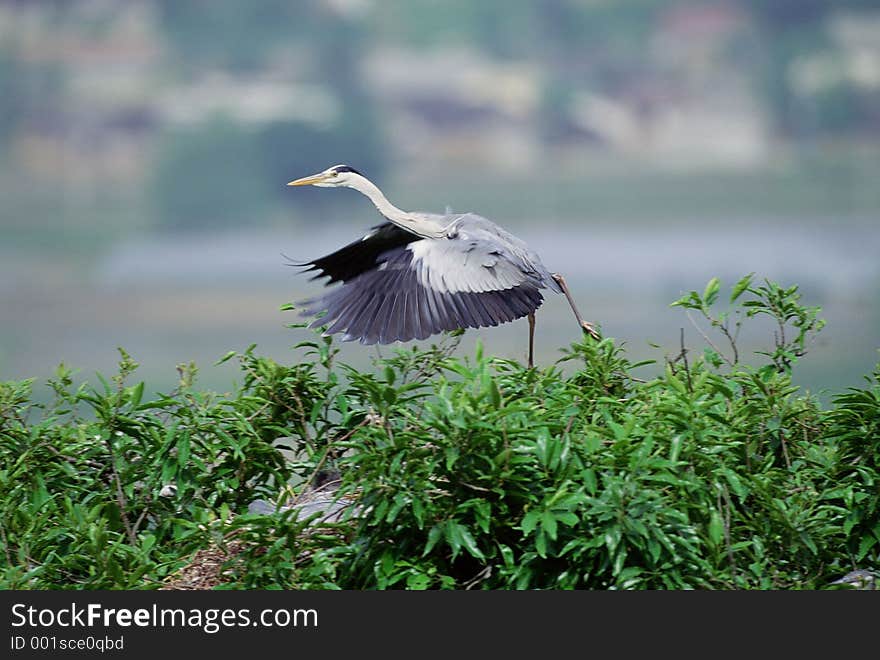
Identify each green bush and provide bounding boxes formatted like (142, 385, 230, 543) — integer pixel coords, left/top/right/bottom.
(1, 277, 878, 589)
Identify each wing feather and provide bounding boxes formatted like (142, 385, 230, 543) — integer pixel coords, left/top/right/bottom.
(341, 289, 378, 341)
(298, 226, 551, 344)
(424, 284, 450, 332)
(408, 286, 427, 340)
(297, 222, 419, 285)
(408, 239, 532, 294)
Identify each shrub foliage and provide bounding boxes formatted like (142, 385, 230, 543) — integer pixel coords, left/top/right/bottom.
(1, 276, 878, 589)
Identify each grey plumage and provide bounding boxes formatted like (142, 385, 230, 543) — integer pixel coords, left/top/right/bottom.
(300, 214, 557, 345)
(829, 569, 876, 590)
(287, 165, 599, 357)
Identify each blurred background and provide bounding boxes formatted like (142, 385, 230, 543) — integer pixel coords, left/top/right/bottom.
(1, 0, 878, 399)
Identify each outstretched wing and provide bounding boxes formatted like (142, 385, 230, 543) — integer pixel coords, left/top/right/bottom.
(295, 222, 419, 285)
(300, 233, 548, 345)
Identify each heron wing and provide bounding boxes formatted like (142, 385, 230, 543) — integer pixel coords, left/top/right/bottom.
(297, 222, 419, 285)
(406, 235, 539, 294)
(300, 244, 545, 345)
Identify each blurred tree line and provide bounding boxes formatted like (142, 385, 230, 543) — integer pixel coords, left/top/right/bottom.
(742, 0, 880, 138)
(150, 0, 385, 230)
(2, 0, 878, 232)
(146, 0, 879, 231)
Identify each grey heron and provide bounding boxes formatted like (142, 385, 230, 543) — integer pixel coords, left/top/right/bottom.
(828, 569, 876, 590)
(287, 164, 599, 367)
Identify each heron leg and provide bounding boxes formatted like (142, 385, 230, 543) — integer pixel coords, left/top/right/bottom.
(527, 312, 536, 369)
(552, 273, 601, 340)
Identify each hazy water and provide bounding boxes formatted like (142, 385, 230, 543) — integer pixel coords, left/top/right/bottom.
(1, 221, 878, 399)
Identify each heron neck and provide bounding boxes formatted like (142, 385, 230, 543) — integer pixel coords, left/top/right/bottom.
(353, 176, 446, 238)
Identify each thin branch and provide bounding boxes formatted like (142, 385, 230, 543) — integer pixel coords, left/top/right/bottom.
(42, 442, 104, 470)
(685, 310, 734, 367)
(460, 481, 491, 493)
(618, 371, 648, 383)
(732, 311, 744, 345)
(720, 486, 738, 581)
(103, 437, 137, 546)
(463, 565, 492, 590)
(778, 429, 792, 470)
(679, 328, 693, 393)
(563, 410, 579, 437)
(132, 503, 151, 539)
(666, 329, 692, 391)
(0, 522, 13, 567)
(718, 322, 740, 365)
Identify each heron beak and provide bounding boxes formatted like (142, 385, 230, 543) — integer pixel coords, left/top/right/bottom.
(287, 172, 330, 186)
(828, 577, 856, 587)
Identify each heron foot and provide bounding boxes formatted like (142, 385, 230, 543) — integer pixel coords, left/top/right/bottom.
(582, 321, 601, 341)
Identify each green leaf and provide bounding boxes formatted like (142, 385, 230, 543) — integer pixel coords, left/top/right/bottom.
(423, 525, 443, 556)
(128, 382, 144, 408)
(669, 435, 682, 463)
(542, 510, 558, 540)
(458, 526, 485, 560)
(708, 510, 724, 546)
(445, 521, 477, 559)
(605, 528, 622, 554)
(521, 510, 540, 536)
(718, 469, 748, 500)
(406, 573, 430, 590)
(730, 273, 754, 303)
(857, 535, 876, 561)
(582, 469, 598, 494)
(800, 533, 818, 556)
(535, 531, 547, 558)
(445, 446, 459, 471)
(411, 498, 425, 528)
(489, 380, 501, 408)
(160, 458, 177, 483)
(617, 566, 643, 589)
(703, 277, 721, 307)
(613, 548, 628, 576)
(177, 431, 191, 467)
(670, 291, 701, 310)
(215, 350, 238, 365)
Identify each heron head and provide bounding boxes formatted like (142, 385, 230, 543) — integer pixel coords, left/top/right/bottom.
(829, 569, 876, 590)
(287, 164, 363, 188)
